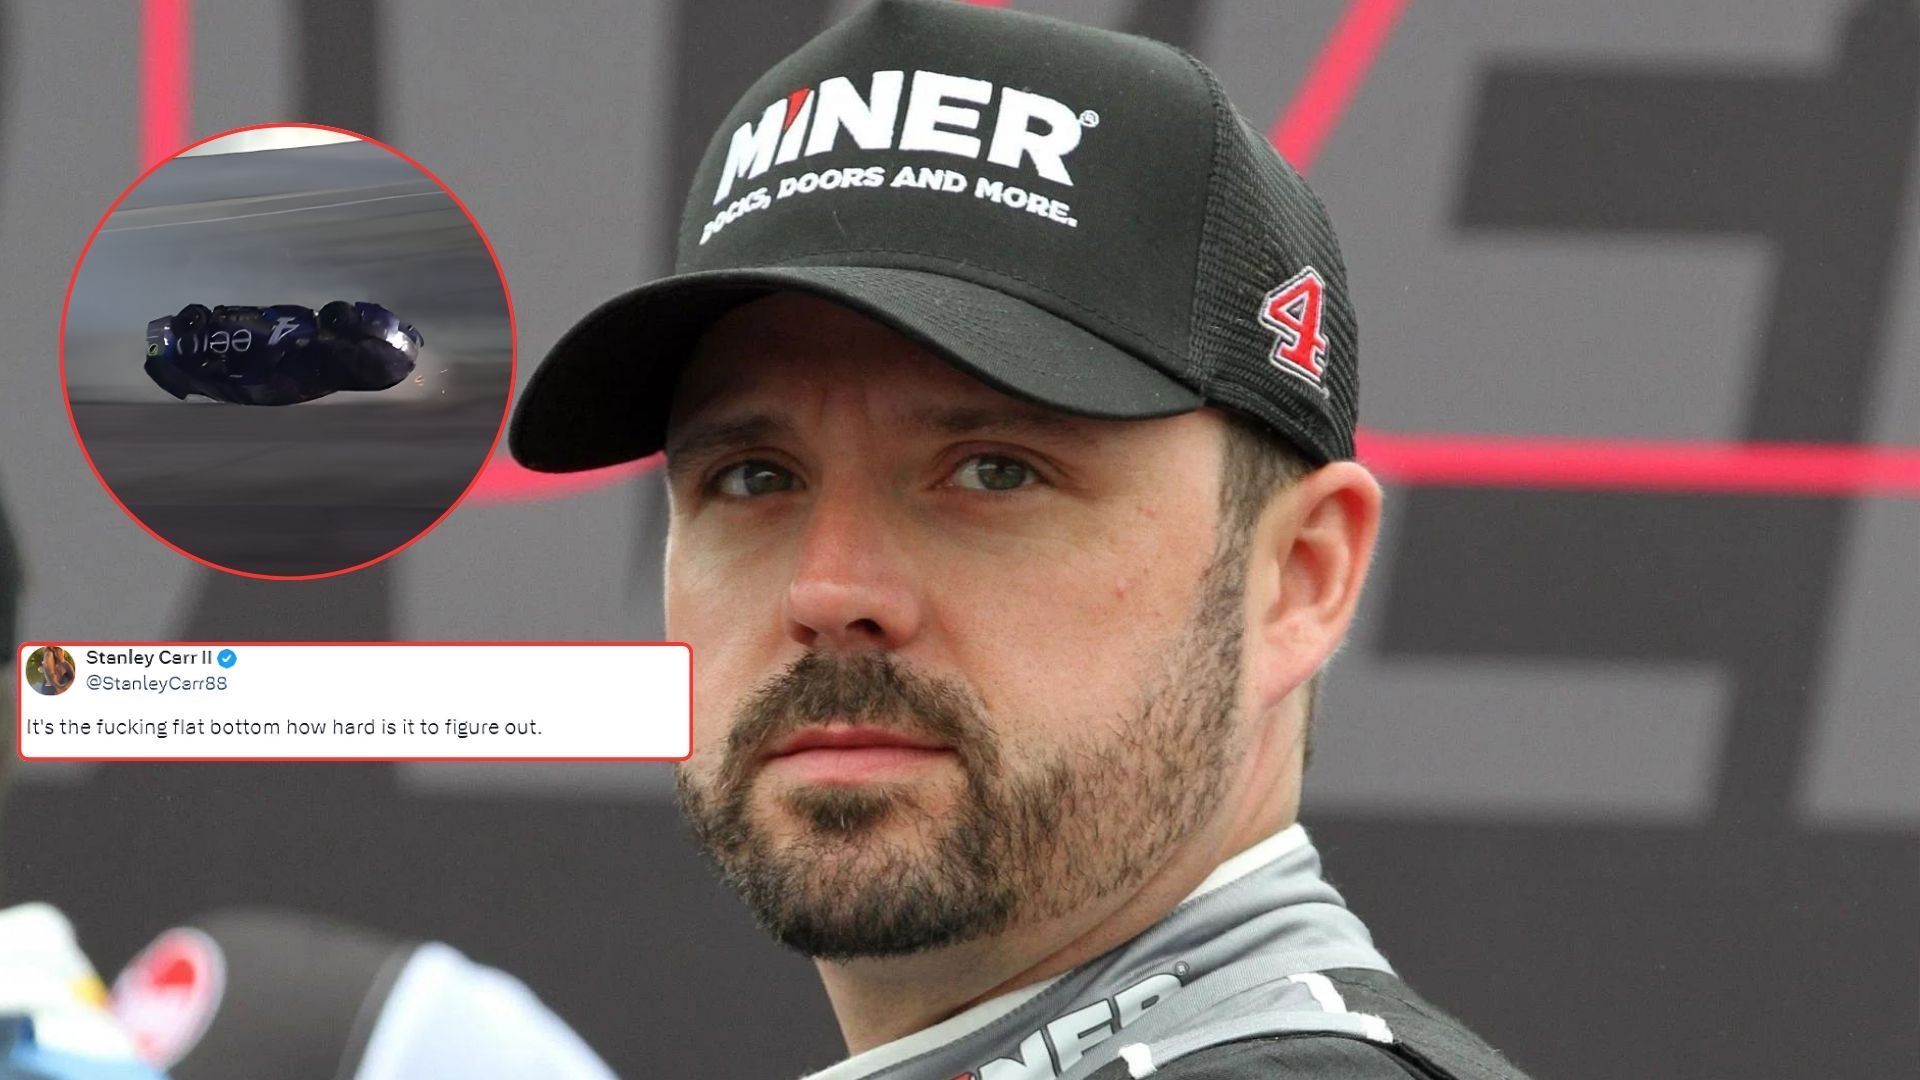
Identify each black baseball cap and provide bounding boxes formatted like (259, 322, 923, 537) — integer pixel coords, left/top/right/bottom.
(509, 0, 1357, 472)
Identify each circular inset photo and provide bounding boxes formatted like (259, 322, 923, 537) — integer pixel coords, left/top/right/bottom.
(25, 645, 76, 697)
(61, 124, 514, 578)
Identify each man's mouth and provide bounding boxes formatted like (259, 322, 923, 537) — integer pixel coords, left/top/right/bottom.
(761, 725, 956, 785)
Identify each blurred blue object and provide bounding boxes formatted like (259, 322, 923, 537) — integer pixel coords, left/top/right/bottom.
(1, 1018, 168, 1080)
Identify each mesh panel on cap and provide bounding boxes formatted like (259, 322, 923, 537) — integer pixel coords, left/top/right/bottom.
(1180, 57, 1359, 463)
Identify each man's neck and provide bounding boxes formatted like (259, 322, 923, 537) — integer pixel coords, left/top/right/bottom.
(815, 804, 1298, 1056)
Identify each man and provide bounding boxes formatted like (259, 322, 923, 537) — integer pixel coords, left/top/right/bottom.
(511, 2, 1536, 1076)
(33, 649, 73, 697)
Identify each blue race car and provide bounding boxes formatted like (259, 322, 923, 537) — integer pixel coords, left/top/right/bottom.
(143, 301, 423, 405)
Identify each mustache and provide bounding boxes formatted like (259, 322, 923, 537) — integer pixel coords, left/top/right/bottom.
(723, 651, 993, 771)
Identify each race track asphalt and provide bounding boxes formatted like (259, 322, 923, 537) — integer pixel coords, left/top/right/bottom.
(70, 388, 507, 576)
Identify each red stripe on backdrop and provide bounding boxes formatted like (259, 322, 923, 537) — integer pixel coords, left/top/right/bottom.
(1358, 432, 1920, 497)
(140, 0, 191, 168)
(1270, 0, 1409, 173)
(471, 435, 1920, 501)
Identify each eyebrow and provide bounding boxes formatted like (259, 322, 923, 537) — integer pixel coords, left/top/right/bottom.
(904, 404, 1100, 446)
(662, 403, 1101, 479)
(662, 414, 792, 481)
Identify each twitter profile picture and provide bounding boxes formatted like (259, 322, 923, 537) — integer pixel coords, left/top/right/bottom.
(25, 645, 76, 696)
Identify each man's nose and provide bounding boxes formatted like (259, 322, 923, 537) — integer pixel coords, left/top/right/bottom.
(782, 483, 922, 652)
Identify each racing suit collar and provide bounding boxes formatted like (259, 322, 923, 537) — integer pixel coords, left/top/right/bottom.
(797, 823, 1385, 1080)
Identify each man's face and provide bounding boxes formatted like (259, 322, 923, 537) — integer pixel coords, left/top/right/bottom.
(666, 294, 1252, 960)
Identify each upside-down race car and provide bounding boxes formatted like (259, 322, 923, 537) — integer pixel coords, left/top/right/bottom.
(142, 301, 423, 405)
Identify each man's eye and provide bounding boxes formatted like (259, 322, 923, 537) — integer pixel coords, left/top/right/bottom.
(712, 460, 798, 497)
(950, 454, 1037, 492)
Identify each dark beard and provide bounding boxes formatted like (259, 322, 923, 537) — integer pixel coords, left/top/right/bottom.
(676, 534, 1248, 961)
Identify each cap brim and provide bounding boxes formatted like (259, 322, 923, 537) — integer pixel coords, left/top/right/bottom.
(507, 265, 1204, 472)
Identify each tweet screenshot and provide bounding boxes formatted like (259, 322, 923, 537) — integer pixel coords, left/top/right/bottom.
(16, 643, 690, 762)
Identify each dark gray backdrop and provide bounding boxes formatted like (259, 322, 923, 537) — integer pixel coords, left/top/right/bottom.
(2, 1, 1916, 1077)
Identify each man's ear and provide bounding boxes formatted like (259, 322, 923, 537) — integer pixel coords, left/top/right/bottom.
(1244, 461, 1383, 714)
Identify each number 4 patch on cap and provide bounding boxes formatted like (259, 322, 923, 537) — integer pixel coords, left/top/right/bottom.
(1259, 266, 1330, 390)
